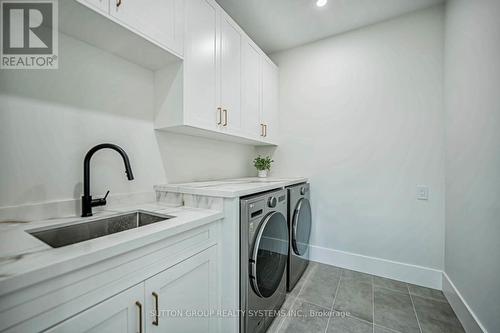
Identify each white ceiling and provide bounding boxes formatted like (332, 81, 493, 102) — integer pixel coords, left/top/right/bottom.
(215, 0, 444, 53)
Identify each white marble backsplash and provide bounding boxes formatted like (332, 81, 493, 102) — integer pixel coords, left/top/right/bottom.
(183, 194, 224, 211)
(155, 191, 183, 207)
(0, 191, 156, 222)
(156, 191, 224, 211)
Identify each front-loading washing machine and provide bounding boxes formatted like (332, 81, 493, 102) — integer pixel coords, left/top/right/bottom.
(240, 188, 289, 333)
(287, 183, 312, 291)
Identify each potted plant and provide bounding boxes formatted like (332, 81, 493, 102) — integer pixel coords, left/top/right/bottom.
(253, 155, 274, 178)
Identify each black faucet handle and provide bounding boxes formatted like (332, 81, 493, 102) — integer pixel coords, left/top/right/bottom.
(91, 190, 110, 208)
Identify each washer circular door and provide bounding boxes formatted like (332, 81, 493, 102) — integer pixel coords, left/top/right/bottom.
(292, 198, 312, 256)
(250, 211, 289, 298)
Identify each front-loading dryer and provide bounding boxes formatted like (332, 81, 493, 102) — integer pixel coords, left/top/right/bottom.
(287, 183, 312, 291)
(240, 189, 288, 333)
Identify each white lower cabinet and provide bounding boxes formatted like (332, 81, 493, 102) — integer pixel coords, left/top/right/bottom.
(44, 247, 217, 333)
(47, 284, 144, 333)
(145, 247, 218, 332)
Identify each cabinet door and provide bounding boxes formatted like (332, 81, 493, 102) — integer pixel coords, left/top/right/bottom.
(184, 0, 219, 130)
(47, 284, 145, 333)
(241, 40, 262, 139)
(110, 0, 184, 55)
(145, 247, 218, 333)
(261, 57, 279, 143)
(219, 15, 242, 133)
(79, 0, 109, 13)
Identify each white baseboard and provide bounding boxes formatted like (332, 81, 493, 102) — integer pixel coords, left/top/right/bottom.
(309, 244, 443, 289)
(309, 245, 487, 332)
(442, 272, 486, 333)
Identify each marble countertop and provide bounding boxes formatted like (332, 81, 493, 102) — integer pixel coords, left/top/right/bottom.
(0, 202, 222, 296)
(154, 177, 308, 197)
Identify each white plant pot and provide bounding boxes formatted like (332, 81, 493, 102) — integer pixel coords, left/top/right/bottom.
(258, 170, 268, 178)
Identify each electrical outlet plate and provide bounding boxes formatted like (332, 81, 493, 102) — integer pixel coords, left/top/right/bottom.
(417, 186, 429, 200)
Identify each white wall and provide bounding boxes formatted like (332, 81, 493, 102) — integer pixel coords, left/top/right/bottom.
(0, 33, 253, 215)
(259, 6, 446, 272)
(156, 131, 255, 183)
(444, 0, 500, 331)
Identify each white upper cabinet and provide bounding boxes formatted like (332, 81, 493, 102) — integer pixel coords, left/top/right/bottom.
(261, 57, 279, 143)
(219, 15, 242, 133)
(80, 0, 109, 13)
(183, 0, 218, 130)
(152, 0, 279, 145)
(74, 0, 278, 145)
(109, 0, 184, 55)
(241, 39, 262, 140)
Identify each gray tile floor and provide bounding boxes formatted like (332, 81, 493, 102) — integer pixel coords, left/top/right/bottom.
(267, 262, 465, 333)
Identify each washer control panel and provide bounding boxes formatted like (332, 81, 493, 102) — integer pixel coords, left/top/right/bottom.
(268, 196, 277, 208)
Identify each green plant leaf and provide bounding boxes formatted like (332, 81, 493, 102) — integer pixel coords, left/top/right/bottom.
(253, 155, 274, 171)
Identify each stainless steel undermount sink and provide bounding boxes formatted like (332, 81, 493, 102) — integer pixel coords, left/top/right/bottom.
(27, 211, 173, 248)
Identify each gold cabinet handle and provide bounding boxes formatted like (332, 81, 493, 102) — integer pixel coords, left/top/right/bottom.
(116, 0, 122, 7)
(264, 124, 267, 137)
(135, 301, 143, 333)
(260, 124, 264, 137)
(152, 292, 159, 326)
(223, 109, 228, 126)
(216, 107, 222, 125)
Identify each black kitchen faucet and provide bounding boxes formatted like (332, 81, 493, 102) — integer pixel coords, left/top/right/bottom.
(81, 143, 134, 217)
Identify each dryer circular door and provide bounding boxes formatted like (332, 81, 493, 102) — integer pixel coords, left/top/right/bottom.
(292, 198, 312, 256)
(250, 211, 289, 298)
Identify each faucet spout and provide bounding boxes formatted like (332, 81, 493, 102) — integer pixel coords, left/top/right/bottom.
(81, 143, 134, 217)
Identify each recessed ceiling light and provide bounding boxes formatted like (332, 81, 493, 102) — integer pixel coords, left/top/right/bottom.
(316, 0, 327, 7)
